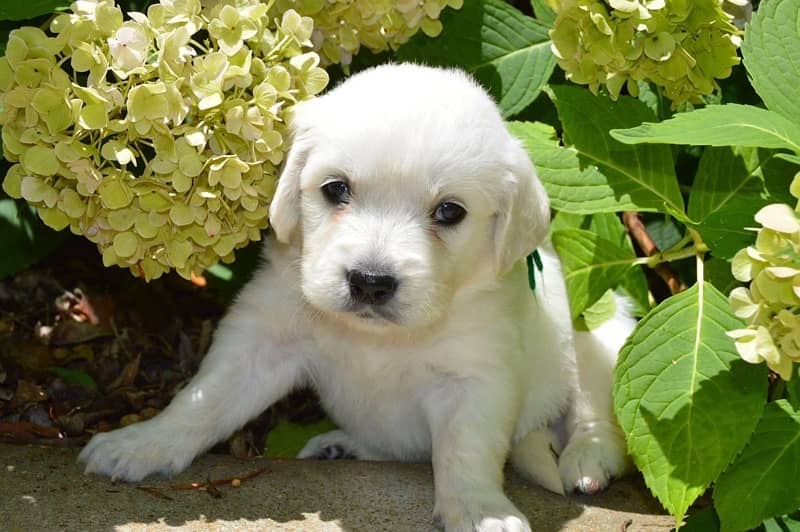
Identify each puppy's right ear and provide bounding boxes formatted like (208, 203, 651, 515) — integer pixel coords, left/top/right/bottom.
(269, 106, 313, 244)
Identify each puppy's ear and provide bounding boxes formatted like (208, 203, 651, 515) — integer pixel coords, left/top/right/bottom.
(494, 140, 551, 277)
(269, 105, 313, 244)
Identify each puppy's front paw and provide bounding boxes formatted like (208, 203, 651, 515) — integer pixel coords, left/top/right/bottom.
(78, 419, 194, 481)
(297, 429, 360, 460)
(434, 493, 531, 532)
(558, 421, 631, 495)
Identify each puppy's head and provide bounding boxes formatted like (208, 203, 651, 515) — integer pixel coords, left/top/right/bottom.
(269, 64, 549, 331)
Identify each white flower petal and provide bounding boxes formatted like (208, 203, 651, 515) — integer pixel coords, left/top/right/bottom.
(755, 204, 800, 234)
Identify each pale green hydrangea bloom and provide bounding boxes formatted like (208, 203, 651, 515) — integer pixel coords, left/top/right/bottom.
(271, 0, 464, 67)
(548, 0, 741, 105)
(727, 174, 800, 380)
(0, 0, 328, 281)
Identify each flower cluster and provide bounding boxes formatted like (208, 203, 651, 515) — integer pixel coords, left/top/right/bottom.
(548, 0, 741, 105)
(270, 0, 463, 67)
(727, 175, 800, 380)
(0, 0, 328, 281)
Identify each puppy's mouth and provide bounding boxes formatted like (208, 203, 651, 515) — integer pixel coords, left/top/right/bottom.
(350, 304, 398, 324)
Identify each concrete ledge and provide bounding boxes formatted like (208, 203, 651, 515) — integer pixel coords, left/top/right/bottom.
(0, 443, 671, 531)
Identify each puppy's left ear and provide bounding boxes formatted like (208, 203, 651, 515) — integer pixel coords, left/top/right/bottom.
(494, 140, 551, 277)
(269, 103, 314, 244)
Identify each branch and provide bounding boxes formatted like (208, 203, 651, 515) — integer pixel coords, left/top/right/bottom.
(622, 212, 687, 295)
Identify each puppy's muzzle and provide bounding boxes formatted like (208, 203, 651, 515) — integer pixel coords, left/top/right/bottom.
(347, 269, 398, 306)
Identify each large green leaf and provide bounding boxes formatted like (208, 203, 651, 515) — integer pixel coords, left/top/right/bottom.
(551, 228, 636, 319)
(550, 211, 650, 317)
(704, 258, 737, 297)
(610, 104, 800, 153)
(613, 282, 768, 524)
(508, 121, 641, 214)
(0, 1, 67, 20)
(714, 400, 800, 532)
(742, 0, 800, 124)
(688, 147, 796, 259)
(590, 213, 650, 316)
(548, 86, 684, 218)
(398, 0, 556, 117)
(530, 0, 556, 26)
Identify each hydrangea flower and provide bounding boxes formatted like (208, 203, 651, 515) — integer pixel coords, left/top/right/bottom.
(272, 0, 464, 67)
(548, 0, 741, 105)
(727, 174, 800, 380)
(0, 0, 328, 281)
(108, 21, 150, 76)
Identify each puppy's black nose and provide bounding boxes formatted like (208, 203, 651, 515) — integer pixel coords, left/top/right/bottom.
(347, 270, 398, 306)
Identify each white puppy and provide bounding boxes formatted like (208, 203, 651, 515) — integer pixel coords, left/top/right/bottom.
(79, 64, 633, 531)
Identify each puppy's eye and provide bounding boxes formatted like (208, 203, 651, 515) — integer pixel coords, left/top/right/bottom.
(433, 201, 467, 226)
(321, 180, 351, 205)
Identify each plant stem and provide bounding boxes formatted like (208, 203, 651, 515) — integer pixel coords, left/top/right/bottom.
(696, 249, 705, 285)
(623, 212, 689, 293)
(633, 245, 698, 267)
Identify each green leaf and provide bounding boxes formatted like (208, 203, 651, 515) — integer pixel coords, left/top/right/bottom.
(548, 86, 685, 217)
(551, 228, 635, 319)
(577, 289, 617, 331)
(0, 0, 67, 20)
(741, 0, 800, 124)
(265, 418, 336, 459)
(587, 213, 650, 316)
(688, 147, 796, 259)
(549, 212, 650, 316)
(704, 258, 737, 296)
(788, 378, 800, 411)
(0, 198, 66, 279)
(508, 121, 635, 214)
(762, 515, 800, 532)
(776, 153, 800, 166)
(398, 0, 556, 117)
(613, 282, 768, 524)
(530, 0, 555, 26)
(549, 211, 585, 233)
(682, 507, 720, 532)
(714, 400, 800, 532)
(645, 217, 683, 252)
(610, 105, 800, 153)
(48, 367, 97, 391)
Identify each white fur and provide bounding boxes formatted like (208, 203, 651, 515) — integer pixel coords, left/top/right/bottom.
(79, 64, 633, 532)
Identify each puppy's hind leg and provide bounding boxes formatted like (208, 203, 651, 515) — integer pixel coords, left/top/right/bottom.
(558, 303, 634, 494)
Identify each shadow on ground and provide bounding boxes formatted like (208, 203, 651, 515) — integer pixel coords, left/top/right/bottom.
(0, 443, 671, 531)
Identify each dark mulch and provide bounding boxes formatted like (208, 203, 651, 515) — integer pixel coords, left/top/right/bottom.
(0, 235, 323, 459)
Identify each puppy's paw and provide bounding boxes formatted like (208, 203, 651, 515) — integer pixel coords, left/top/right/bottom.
(434, 493, 531, 532)
(558, 422, 631, 495)
(78, 419, 194, 481)
(297, 429, 360, 460)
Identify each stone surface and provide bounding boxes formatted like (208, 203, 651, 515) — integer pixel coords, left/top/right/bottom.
(0, 443, 672, 531)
